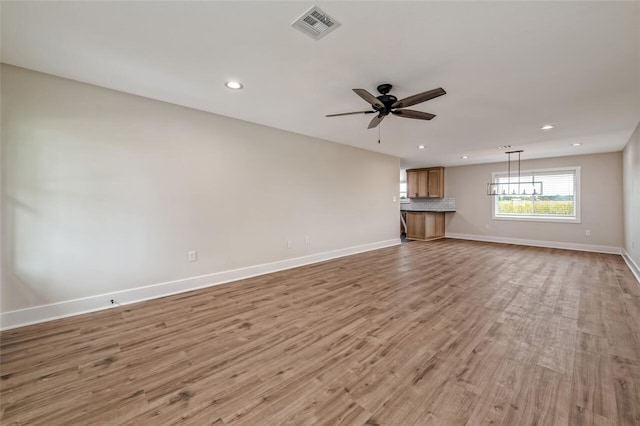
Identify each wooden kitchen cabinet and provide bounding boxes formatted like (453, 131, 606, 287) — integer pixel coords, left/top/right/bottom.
(406, 167, 444, 198)
(427, 168, 444, 197)
(405, 211, 445, 241)
(407, 170, 420, 198)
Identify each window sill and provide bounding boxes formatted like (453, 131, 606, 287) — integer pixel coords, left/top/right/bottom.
(492, 215, 581, 224)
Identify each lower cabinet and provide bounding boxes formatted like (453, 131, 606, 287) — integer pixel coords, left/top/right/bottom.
(405, 211, 445, 241)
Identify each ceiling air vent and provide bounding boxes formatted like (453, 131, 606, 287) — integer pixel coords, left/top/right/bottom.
(291, 6, 341, 40)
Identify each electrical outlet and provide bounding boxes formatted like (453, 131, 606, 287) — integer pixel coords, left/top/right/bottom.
(188, 250, 197, 262)
(393, 196, 397, 202)
(287, 240, 293, 248)
(305, 236, 310, 246)
(484, 224, 489, 230)
(585, 230, 591, 236)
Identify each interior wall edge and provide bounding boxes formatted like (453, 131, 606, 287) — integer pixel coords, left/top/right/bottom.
(0, 238, 400, 331)
(622, 249, 640, 284)
(445, 232, 622, 255)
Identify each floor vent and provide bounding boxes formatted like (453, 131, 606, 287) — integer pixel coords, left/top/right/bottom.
(291, 6, 341, 40)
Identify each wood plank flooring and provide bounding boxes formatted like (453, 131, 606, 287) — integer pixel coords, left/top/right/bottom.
(1, 239, 640, 425)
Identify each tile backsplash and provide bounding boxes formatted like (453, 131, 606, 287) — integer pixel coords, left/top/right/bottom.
(400, 197, 456, 211)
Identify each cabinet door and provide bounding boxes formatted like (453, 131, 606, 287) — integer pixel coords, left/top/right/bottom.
(417, 170, 429, 197)
(434, 212, 445, 237)
(427, 168, 444, 198)
(407, 170, 420, 198)
(406, 212, 425, 240)
(424, 212, 445, 239)
(424, 213, 436, 238)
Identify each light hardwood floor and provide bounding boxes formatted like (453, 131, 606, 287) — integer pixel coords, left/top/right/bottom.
(1, 239, 640, 425)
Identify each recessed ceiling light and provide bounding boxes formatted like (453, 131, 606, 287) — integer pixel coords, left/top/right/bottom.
(571, 143, 582, 146)
(461, 156, 468, 159)
(541, 124, 554, 130)
(225, 81, 243, 90)
(418, 145, 426, 149)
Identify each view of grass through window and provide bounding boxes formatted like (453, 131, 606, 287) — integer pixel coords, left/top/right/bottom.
(494, 169, 578, 219)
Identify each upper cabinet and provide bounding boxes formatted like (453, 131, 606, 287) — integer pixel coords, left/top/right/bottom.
(407, 169, 427, 198)
(406, 166, 444, 198)
(427, 167, 444, 198)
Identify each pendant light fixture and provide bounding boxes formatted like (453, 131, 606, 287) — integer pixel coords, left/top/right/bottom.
(487, 150, 543, 196)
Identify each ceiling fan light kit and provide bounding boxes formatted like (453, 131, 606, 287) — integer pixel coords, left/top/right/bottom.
(327, 83, 446, 129)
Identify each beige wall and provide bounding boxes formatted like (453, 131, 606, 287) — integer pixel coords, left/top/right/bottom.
(445, 152, 624, 248)
(623, 122, 640, 266)
(0, 65, 400, 312)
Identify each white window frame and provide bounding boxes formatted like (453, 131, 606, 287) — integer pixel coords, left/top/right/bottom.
(491, 166, 581, 223)
(399, 181, 410, 203)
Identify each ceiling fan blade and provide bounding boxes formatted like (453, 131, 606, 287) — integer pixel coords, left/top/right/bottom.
(391, 87, 446, 109)
(326, 110, 375, 117)
(392, 109, 436, 120)
(353, 89, 384, 109)
(368, 113, 386, 129)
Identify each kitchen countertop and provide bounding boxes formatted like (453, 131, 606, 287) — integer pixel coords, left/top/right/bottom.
(400, 207, 456, 212)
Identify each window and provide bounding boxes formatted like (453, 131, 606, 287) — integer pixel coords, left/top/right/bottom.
(400, 182, 409, 202)
(491, 167, 580, 223)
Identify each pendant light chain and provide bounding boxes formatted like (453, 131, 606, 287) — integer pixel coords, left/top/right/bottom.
(517, 150, 521, 195)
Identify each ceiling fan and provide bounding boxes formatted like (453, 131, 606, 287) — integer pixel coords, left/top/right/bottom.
(326, 83, 446, 129)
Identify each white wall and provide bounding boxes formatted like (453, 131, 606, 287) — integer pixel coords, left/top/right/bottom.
(445, 152, 623, 251)
(0, 65, 400, 316)
(623, 122, 640, 270)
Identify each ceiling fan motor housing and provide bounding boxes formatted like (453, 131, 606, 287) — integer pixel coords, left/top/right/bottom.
(376, 95, 398, 113)
(375, 84, 396, 114)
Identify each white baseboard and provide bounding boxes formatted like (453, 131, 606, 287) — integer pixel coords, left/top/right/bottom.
(622, 249, 640, 284)
(1, 239, 400, 331)
(445, 232, 622, 255)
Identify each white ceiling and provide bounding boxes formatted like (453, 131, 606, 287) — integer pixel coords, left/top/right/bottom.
(2, 1, 639, 169)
